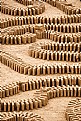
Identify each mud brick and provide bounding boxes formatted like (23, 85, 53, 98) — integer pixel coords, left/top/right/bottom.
(59, 87, 63, 97)
(57, 88, 59, 97)
(35, 50, 39, 58)
(20, 66, 24, 74)
(28, 67, 33, 75)
(63, 86, 66, 97)
(24, 66, 28, 75)
(50, 90, 53, 99)
(56, 79, 59, 86)
(22, 84, 25, 92)
(29, 81, 32, 90)
(32, 66, 37, 76)
(5, 88, 9, 97)
(9, 87, 13, 96)
(59, 65, 62, 74)
(33, 99, 38, 109)
(55, 65, 57, 74)
(2, 89, 5, 98)
(35, 99, 41, 108)
(24, 100, 29, 110)
(29, 100, 33, 110)
(40, 96, 47, 106)
(21, 101, 24, 111)
(50, 32, 54, 40)
(39, 51, 43, 59)
(78, 86, 81, 96)
(32, 50, 35, 58)
(22, 35, 26, 44)
(43, 51, 46, 60)
(0, 89, 2, 98)
(53, 89, 56, 98)
(47, 66, 51, 74)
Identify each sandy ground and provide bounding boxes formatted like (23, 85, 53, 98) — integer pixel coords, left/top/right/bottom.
(0, 0, 81, 121)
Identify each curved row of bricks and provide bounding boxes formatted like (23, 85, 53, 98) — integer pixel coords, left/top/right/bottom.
(0, 50, 81, 75)
(0, 24, 37, 44)
(0, 75, 81, 98)
(2, 23, 81, 36)
(43, 31, 81, 43)
(14, 0, 34, 6)
(44, 23, 81, 33)
(1, 24, 81, 44)
(1, 0, 45, 16)
(1, 0, 81, 16)
(41, 41, 81, 52)
(65, 98, 81, 121)
(0, 111, 44, 121)
(0, 14, 81, 29)
(42, 0, 81, 15)
(28, 41, 81, 62)
(1, 85, 81, 112)
(0, 32, 36, 44)
(1, 24, 36, 36)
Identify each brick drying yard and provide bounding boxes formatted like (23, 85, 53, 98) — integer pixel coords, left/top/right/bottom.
(0, 0, 81, 121)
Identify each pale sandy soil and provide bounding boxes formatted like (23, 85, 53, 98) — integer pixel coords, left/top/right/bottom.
(0, 0, 81, 121)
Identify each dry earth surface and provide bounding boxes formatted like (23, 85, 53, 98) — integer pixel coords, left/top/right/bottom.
(0, 0, 81, 121)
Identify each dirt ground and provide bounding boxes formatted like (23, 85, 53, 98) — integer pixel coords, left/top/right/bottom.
(0, 0, 81, 121)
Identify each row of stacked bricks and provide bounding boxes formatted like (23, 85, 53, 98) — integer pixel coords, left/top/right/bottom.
(1, 112, 44, 121)
(1, 85, 81, 112)
(46, 85, 81, 99)
(0, 81, 20, 98)
(0, 32, 36, 44)
(0, 14, 81, 28)
(20, 75, 81, 92)
(1, 95, 48, 112)
(0, 25, 36, 44)
(1, 75, 81, 98)
(15, 0, 34, 5)
(0, 51, 81, 75)
(42, 0, 81, 15)
(65, 99, 81, 121)
(55, 1, 81, 15)
(45, 23, 81, 33)
(1, 1, 45, 16)
(29, 48, 81, 62)
(42, 41, 81, 52)
(45, 31, 81, 43)
(41, 41, 81, 61)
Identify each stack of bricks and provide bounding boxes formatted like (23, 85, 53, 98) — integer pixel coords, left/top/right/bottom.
(15, 0, 34, 6)
(0, 24, 37, 44)
(1, 75, 81, 99)
(0, 32, 36, 44)
(0, 81, 20, 98)
(1, 91, 48, 112)
(48, 31, 81, 43)
(28, 42, 81, 62)
(20, 75, 81, 92)
(44, 23, 81, 33)
(42, 41, 81, 52)
(35, 24, 46, 39)
(1, 85, 81, 112)
(0, 14, 81, 29)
